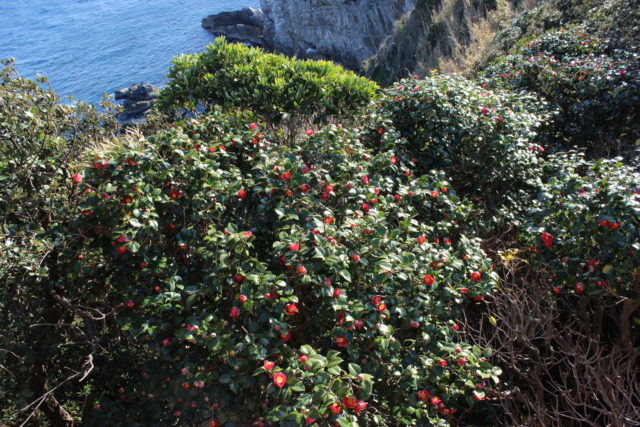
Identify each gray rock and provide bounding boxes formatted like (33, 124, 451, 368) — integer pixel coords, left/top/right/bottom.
(114, 82, 158, 121)
(122, 99, 155, 116)
(127, 83, 158, 101)
(114, 87, 129, 100)
(202, 7, 264, 29)
(260, 0, 416, 70)
(202, 7, 266, 46)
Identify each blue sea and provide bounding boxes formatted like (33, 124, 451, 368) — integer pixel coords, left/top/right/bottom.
(0, 0, 259, 105)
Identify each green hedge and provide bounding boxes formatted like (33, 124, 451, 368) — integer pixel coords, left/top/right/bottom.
(157, 37, 379, 124)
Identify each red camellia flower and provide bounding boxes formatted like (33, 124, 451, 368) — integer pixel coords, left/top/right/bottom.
(300, 183, 310, 192)
(122, 195, 133, 204)
(351, 253, 360, 262)
(305, 417, 316, 424)
(541, 232, 553, 248)
(238, 294, 247, 303)
(289, 243, 300, 252)
(362, 175, 369, 184)
(71, 173, 82, 184)
(342, 397, 357, 409)
(470, 271, 482, 282)
(237, 190, 247, 199)
(299, 354, 308, 363)
(169, 190, 180, 200)
(353, 400, 368, 414)
(273, 372, 287, 388)
(390, 157, 397, 164)
(417, 390, 430, 401)
(480, 107, 488, 115)
(305, 128, 314, 136)
(439, 359, 447, 367)
(422, 275, 435, 286)
(297, 266, 307, 275)
(280, 331, 292, 342)
(329, 403, 342, 414)
(452, 324, 460, 331)
(333, 288, 343, 298)
(418, 236, 426, 244)
(376, 303, 386, 312)
(249, 123, 257, 130)
(431, 396, 442, 405)
(430, 190, 438, 198)
(125, 300, 135, 309)
(323, 216, 334, 224)
(263, 360, 275, 370)
(116, 246, 128, 255)
(372, 296, 381, 305)
(243, 231, 253, 238)
(230, 306, 240, 320)
(362, 203, 370, 213)
(285, 304, 298, 315)
(575, 282, 584, 293)
(280, 171, 292, 181)
(335, 335, 347, 347)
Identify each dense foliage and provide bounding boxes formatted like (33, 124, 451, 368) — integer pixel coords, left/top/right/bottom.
(525, 154, 640, 298)
(57, 110, 497, 425)
(1, 5, 639, 424)
(365, 74, 547, 222)
(0, 59, 119, 423)
(157, 37, 378, 125)
(482, 28, 640, 157)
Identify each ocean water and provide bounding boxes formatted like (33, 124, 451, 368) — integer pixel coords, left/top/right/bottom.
(0, 0, 259, 105)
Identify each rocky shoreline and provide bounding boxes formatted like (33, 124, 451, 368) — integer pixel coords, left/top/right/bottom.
(201, 7, 266, 48)
(201, 0, 416, 70)
(114, 82, 158, 121)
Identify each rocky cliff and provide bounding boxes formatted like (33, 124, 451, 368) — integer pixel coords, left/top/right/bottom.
(203, 0, 415, 69)
(260, 0, 416, 69)
(202, 0, 500, 82)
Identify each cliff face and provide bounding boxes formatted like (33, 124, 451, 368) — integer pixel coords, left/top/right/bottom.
(363, 0, 498, 85)
(202, 0, 500, 83)
(260, 0, 416, 69)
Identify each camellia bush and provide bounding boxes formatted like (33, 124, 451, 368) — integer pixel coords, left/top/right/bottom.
(481, 27, 640, 157)
(156, 37, 378, 125)
(47, 109, 501, 426)
(524, 153, 640, 299)
(368, 74, 548, 223)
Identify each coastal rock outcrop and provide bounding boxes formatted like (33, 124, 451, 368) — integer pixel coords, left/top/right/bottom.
(201, 7, 265, 46)
(202, 0, 415, 69)
(114, 82, 158, 121)
(201, 0, 498, 83)
(260, 0, 416, 69)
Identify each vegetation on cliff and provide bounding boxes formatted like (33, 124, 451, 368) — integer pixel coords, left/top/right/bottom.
(1, 1, 639, 425)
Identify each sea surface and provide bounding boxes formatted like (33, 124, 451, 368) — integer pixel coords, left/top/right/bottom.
(0, 0, 259, 104)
